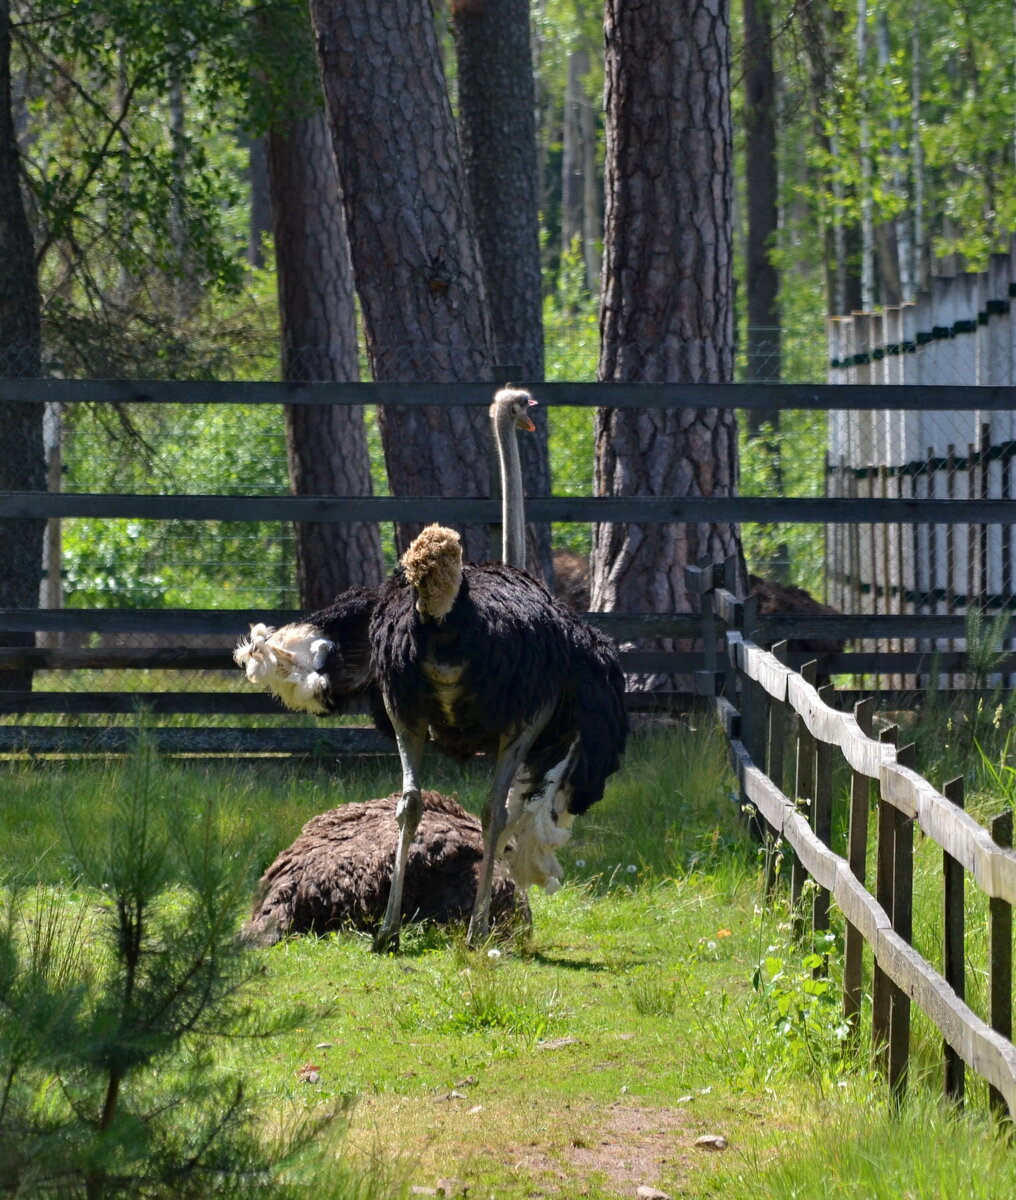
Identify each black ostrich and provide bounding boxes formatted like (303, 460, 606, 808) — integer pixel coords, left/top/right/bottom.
(235, 389, 628, 951)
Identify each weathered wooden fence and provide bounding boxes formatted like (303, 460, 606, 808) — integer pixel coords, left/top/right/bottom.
(1, 379, 1015, 754)
(691, 558, 1016, 1119)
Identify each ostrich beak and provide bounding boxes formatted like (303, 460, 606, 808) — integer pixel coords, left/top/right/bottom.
(521, 397, 537, 432)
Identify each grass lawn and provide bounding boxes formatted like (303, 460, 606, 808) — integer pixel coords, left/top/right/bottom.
(3, 721, 1016, 1198)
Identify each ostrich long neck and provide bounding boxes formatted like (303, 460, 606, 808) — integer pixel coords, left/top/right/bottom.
(493, 405, 526, 569)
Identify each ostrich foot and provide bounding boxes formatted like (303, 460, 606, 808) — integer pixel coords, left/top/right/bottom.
(466, 910, 490, 949)
(372, 924, 400, 954)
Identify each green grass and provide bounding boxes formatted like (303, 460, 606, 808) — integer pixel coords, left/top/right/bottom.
(3, 724, 1016, 1198)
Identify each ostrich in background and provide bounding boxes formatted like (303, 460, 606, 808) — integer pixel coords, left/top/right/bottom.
(490, 385, 536, 568)
(236, 387, 628, 951)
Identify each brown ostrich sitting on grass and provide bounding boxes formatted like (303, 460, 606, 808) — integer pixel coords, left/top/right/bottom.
(242, 790, 529, 946)
(235, 388, 628, 953)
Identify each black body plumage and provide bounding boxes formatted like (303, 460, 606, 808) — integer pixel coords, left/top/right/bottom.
(303, 563, 627, 817)
(370, 561, 627, 814)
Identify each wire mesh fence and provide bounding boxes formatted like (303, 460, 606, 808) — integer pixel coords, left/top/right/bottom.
(2, 262, 1015, 712)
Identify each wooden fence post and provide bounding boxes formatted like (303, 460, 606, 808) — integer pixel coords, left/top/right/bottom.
(791, 661, 818, 939)
(812, 682, 836, 938)
(763, 641, 790, 894)
(989, 808, 1014, 1122)
(843, 697, 875, 1035)
(872, 723, 899, 1065)
(689, 557, 720, 701)
(888, 741, 916, 1105)
(943, 776, 966, 1105)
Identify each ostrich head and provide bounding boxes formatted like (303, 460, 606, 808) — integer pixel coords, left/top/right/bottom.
(401, 524, 464, 622)
(489, 385, 537, 433)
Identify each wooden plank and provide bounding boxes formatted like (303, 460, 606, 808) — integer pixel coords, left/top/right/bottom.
(889, 742, 917, 1104)
(2, 491, 1014, 526)
(787, 670, 896, 778)
(879, 763, 1016, 904)
(730, 737, 1016, 1119)
(812, 683, 836, 933)
(943, 777, 966, 1105)
(791, 651, 1016, 674)
(5, 377, 1016, 412)
(990, 810, 1014, 1120)
(0, 648, 237, 670)
(873, 726, 899, 1064)
(0, 692, 306, 715)
(0, 608, 694, 640)
(2, 608, 1011, 647)
(0, 726, 396, 755)
(791, 663, 817, 936)
(740, 640, 792, 700)
(759, 614, 1016, 641)
(844, 698, 874, 1035)
(616, 651, 701, 672)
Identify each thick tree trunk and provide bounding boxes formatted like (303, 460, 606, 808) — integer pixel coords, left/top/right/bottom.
(743, 0, 786, 578)
(246, 132, 272, 269)
(800, 0, 862, 316)
(452, 0, 552, 583)
(0, 0, 45, 692)
(266, 109, 385, 607)
(561, 47, 586, 266)
(743, 0, 780, 394)
(593, 0, 744, 688)
(309, 0, 495, 561)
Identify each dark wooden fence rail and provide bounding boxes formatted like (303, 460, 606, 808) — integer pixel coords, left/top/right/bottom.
(1, 380, 1015, 753)
(692, 558, 1016, 1118)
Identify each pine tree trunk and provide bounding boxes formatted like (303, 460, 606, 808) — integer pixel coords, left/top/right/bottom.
(561, 48, 586, 267)
(266, 109, 385, 606)
(0, 0, 45, 693)
(800, 0, 862, 315)
(743, 0, 780, 393)
(452, 0, 552, 583)
(310, 0, 495, 561)
(593, 0, 744, 688)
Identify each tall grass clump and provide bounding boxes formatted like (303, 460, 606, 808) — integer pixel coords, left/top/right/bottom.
(563, 719, 749, 888)
(0, 729, 388, 1199)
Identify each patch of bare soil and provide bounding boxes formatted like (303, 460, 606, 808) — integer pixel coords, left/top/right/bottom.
(508, 1102, 696, 1197)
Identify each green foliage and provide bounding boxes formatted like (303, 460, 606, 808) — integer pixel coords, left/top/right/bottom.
(738, 411, 828, 591)
(749, 926, 853, 1091)
(4, 728, 1016, 1197)
(0, 729, 364, 1197)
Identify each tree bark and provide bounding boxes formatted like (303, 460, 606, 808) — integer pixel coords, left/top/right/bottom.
(0, 0, 45, 692)
(799, 0, 862, 316)
(743, 0, 780, 394)
(561, 47, 586, 267)
(266, 109, 386, 606)
(743, 0, 786, 579)
(452, 0, 552, 582)
(309, 0, 495, 561)
(593, 0, 744, 688)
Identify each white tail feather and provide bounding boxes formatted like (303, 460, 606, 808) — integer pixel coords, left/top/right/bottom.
(233, 622, 334, 715)
(500, 742, 578, 891)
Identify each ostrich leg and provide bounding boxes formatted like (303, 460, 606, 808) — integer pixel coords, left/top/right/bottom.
(467, 708, 552, 946)
(373, 720, 427, 953)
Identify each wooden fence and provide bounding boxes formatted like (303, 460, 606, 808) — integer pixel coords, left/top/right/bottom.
(1, 379, 1016, 754)
(691, 558, 1016, 1119)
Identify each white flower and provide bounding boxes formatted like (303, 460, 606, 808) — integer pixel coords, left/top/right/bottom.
(626, 864, 637, 874)
(575, 859, 586, 868)
(486, 948, 502, 960)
